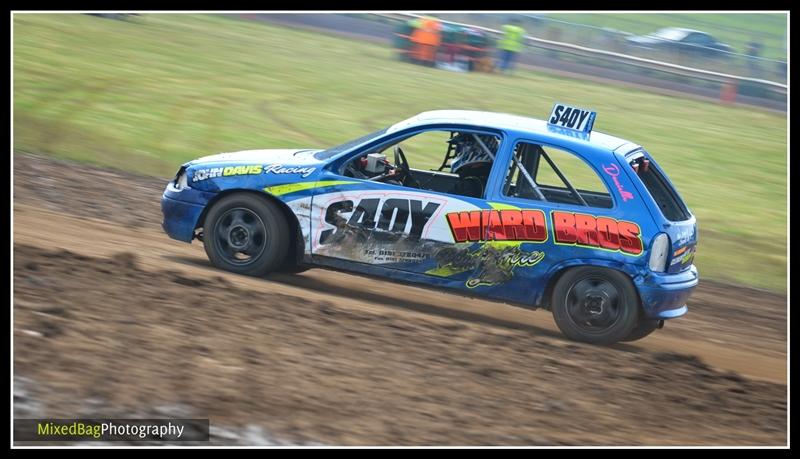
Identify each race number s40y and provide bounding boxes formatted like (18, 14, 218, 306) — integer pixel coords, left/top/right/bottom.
(548, 103, 597, 133)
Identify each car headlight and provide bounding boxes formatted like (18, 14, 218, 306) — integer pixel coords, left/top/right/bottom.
(170, 167, 189, 191)
(648, 233, 670, 273)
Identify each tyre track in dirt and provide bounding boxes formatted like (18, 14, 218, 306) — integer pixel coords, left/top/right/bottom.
(12, 203, 788, 385)
(12, 152, 787, 445)
(12, 152, 787, 383)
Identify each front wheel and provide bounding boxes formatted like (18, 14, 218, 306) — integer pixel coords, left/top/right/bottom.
(551, 267, 640, 345)
(203, 193, 289, 276)
(621, 319, 661, 342)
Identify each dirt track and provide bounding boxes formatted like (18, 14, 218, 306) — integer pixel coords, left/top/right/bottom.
(13, 153, 787, 445)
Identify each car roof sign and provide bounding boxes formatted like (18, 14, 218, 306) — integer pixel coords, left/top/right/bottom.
(547, 103, 596, 134)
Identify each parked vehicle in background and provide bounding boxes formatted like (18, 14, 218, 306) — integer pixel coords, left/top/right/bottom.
(626, 27, 733, 58)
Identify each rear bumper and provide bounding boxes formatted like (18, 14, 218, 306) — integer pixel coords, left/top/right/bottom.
(161, 184, 215, 243)
(635, 265, 699, 320)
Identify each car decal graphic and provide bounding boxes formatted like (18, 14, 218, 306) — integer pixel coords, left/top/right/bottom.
(263, 164, 316, 178)
(487, 201, 520, 211)
(446, 209, 548, 244)
(319, 197, 442, 245)
(482, 203, 549, 249)
(264, 180, 359, 197)
(427, 243, 545, 288)
(312, 192, 450, 263)
(602, 163, 634, 202)
(551, 210, 643, 256)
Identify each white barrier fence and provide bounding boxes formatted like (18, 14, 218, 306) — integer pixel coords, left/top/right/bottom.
(377, 13, 787, 96)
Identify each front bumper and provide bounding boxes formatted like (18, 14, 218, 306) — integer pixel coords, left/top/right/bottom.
(635, 265, 699, 320)
(161, 184, 216, 242)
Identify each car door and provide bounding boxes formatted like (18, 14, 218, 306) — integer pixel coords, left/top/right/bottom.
(478, 138, 656, 306)
(308, 125, 517, 299)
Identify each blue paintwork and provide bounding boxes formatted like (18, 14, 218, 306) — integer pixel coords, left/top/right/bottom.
(635, 266, 699, 318)
(161, 110, 698, 320)
(161, 183, 216, 242)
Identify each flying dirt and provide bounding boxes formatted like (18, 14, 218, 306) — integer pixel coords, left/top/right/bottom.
(13, 153, 786, 445)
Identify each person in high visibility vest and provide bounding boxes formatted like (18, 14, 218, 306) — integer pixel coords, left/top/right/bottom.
(410, 16, 442, 64)
(496, 17, 526, 73)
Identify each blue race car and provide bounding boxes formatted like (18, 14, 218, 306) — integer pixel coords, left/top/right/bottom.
(162, 104, 698, 344)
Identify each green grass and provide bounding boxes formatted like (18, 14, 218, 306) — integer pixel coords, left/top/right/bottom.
(13, 13, 787, 292)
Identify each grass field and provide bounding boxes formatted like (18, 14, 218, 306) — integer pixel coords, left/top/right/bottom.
(13, 13, 787, 292)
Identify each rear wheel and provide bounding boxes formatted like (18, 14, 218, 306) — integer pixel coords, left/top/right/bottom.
(551, 267, 639, 345)
(203, 194, 289, 276)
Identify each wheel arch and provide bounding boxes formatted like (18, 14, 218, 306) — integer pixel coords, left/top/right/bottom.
(196, 189, 304, 267)
(537, 259, 642, 311)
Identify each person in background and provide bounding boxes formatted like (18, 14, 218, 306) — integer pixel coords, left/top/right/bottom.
(410, 16, 442, 65)
(746, 39, 764, 76)
(496, 17, 526, 74)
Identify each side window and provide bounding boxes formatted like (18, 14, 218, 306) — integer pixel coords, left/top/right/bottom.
(686, 33, 712, 46)
(379, 130, 453, 171)
(536, 146, 609, 194)
(698, 34, 714, 45)
(503, 142, 612, 209)
(377, 130, 501, 174)
(341, 129, 502, 200)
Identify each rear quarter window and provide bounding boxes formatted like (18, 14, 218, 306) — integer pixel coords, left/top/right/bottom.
(503, 142, 613, 209)
(628, 152, 691, 221)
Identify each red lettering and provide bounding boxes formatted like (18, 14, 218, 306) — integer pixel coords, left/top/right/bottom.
(521, 210, 547, 241)
(447, 211, 482, 243)
(486, 210, 507, 240)
(552, 211, 577, 244)
(552, 211, 640, 256)
(447, 209, 639, 255)
(500, 210, 525, 240)
(481, 210, 492, 240)
(447, 209, 548, 243)
(596, 217, 620, 251)
(618, 221, 643, 255)
(574, 213, 598, 246)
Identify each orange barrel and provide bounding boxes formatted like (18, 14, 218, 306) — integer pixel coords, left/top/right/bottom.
(720, 80, 738, 104)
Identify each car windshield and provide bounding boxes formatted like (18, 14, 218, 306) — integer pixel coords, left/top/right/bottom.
(314, 127, 389, 160)
(651, 28, 689, 41)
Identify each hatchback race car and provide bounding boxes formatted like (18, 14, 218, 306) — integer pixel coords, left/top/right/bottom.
(161, 104, 699, 344)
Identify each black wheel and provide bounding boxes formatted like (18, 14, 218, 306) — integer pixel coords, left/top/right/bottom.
(551, 267, 640, 345)
(276, 225, 311, 274)
(203, 193, 289, 276)
(621, 319, 661, 342)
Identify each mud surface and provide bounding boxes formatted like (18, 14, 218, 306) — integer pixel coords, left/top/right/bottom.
(13, 153, 787, 445)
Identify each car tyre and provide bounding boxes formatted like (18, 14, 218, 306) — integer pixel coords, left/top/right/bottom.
(551, 267, 639, 345)
(276, 228, 311, 274)
(203, 193, 289, 276)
